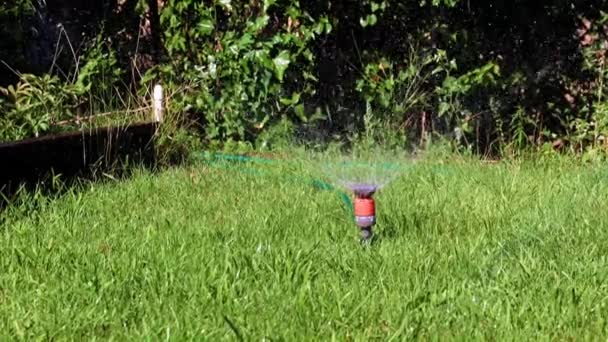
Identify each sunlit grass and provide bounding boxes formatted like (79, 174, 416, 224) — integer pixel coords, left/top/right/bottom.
(1, 153, 608, 339)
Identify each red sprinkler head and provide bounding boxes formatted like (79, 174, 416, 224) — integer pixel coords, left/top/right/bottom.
(347, 183, 379, 242)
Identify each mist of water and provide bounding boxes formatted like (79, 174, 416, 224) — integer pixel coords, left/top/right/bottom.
(314, 148, 417, 195)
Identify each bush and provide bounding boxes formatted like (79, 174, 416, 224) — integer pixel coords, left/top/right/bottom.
(4, 0, 608, 158)
(0, 37, 131, 142)
(143, 0, 331, 146)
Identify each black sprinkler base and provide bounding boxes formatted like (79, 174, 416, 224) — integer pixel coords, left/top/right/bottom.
(360, 227, 374, 243)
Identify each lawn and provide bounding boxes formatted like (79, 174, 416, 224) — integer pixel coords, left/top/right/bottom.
(1, 152, 608, 340)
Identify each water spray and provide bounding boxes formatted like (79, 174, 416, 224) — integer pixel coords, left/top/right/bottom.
(195, 150, 409, 244)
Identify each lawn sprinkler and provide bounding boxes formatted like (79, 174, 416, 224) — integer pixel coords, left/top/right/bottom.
(347, 183, 379, 242)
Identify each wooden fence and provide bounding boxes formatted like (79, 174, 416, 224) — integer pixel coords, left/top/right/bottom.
(0, 85, 164, 197)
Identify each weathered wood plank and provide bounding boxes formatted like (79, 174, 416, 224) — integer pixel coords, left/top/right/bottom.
(0, 122, 159, 196)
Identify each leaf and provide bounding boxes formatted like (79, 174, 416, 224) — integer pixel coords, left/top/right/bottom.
(359, 14, 377, 27)
(197, 19, 215, 35)
(254, 115, 270, 129)
(314, 17, 332, 34)
(367, 14, 377, 26)
(263, 0, 277, 12)
(208, 61, 217, 79)
(238, 33, 254, 48)
(279, 92, 300, 105)
(249, 15, 269, 33)
(323, 18, 333, 34)
(431, 66, 445, 75)
(272, 51, 291, 81)
(438, 102, 451, 116)
(251, 50, 273, 69)
(218, 0, 232, 11)
(294, 104, 306, 122)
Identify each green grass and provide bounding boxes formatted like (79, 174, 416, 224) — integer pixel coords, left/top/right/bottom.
(2, 153, 608, 340)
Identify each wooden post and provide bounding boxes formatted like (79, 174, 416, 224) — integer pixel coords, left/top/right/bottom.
(153, 84, 164, 123)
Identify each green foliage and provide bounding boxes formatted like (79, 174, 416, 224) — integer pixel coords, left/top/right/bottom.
(0, 74, 77, 140)
(504, 105, 535, 154)
(422, 0, 461, 7)
(355, 49, 434, 125)
(255, 117, 296, 151)
(435, 59, 501, 142)
(0, 0, 33, 17)
(436, 60, 500, 116)
(3, 0, 608, 159)
(359, 1, 387, 27)
(144, 0, 331, 145)
(0, 39, 128, 142)
(354, 40, 500, 149)
(575, 11, 608, 152)
(74, 37, 124, 98)
(155, 121, 203, 165)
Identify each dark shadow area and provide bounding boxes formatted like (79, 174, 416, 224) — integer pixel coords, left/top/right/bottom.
(302, 0, 608, 153)
(0, 122, 158, 208)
